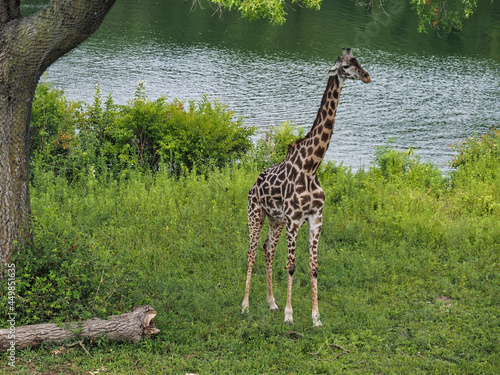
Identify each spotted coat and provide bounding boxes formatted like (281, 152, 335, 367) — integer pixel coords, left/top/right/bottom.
(242, 48, 371, 327)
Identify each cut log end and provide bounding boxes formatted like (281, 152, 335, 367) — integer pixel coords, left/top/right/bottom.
(139, 305, 161, 338)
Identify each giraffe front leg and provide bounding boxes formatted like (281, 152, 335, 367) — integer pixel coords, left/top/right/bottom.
(309, 215, 323, 327)
(284, 222, 299, 324)
(284, 268, 294, 324)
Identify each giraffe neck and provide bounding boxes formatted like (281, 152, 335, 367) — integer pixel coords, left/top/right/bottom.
(286, 74, 343, 174)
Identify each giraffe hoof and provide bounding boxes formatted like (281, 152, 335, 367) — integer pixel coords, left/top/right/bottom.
(312, 314, 322, 327)
(268, 299, 279, 311)
(241, 301, 249, 314)
(313, 320, 323, 328)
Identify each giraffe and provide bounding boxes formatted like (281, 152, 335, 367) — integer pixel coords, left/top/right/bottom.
(242, 48, 371, 327)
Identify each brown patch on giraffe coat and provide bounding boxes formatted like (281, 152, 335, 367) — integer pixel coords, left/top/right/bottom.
(295, 155, 303, 170)
(300, 147, 307, 159)
(290, 194, 300, 210)
(289, 166, 298, 181)
(296, 173, 306, 194)
(311, 267, 318, 278)
(291, 210, 303, 221)
(314, 146, 325, 158)
(300, 194, 311, 206)
(312, 200, 323, 210)
(333, 75, 340, 87)
(303, 158, 314, 171)
(313, 191, 326, 200)
(324, 119, 334, 130)
(321, 132, 330, 143)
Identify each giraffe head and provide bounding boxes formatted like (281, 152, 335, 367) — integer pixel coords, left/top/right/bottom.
(328, 48, 371, 83)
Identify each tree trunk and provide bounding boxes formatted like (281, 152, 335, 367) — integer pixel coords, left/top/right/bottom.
(0, 305, 160, 352)
(0, 0, 116, 270)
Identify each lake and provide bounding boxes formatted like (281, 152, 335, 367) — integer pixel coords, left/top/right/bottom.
(22, 0, 500, 172)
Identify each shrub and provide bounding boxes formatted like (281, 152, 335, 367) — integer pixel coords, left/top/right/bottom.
(76, 84, 120, 177)
(450, 127, 500, 169)
(450, 127, 500, 185)
(29, 80, 255, 179)
(0, 195, 139, 326)
(449, 127, 500, 215)
(30, 79, 82, 179)
(104, 81, 254, 175)
(372, 138, 444, 190)
(249, 121, 305, 169)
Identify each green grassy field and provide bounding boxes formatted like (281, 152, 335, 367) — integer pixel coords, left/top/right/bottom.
(2, 130, 499, 374)
(2, 85, 499, 373)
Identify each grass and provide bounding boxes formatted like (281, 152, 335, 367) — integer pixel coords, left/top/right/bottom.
(2, 139, 500, 374)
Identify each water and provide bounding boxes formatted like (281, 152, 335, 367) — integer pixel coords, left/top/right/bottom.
(23, 0, 500, 172)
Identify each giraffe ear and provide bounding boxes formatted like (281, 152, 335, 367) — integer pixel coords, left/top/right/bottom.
(327, 61, 341, 76)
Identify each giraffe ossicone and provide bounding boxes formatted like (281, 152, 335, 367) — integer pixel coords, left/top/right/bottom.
(242, 48, 371, 327)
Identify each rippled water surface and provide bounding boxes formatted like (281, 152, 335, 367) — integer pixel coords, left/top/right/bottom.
(23, 0, 500, 171)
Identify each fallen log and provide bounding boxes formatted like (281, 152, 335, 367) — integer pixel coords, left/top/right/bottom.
(0, 305, 159, 352)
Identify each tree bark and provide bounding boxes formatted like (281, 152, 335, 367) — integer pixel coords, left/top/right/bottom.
(0, 305, 160, 352)
(0, 0, 116, 270)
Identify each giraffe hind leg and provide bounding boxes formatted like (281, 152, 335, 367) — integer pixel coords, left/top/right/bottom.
(309, 215, 323, 327)
(264, 217, 285, 311)
(242, 198, 264, 314)
(284, 222, 299, 324)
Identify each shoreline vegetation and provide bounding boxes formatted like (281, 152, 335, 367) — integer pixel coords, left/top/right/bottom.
(1, 82, 499, 373)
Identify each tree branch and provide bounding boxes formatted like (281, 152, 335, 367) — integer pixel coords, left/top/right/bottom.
(3, 0, 116, 79)
(0, 0, 21, 24)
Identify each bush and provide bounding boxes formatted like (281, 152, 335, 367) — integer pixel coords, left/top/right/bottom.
(0, 177, 140, 325)
(450, 127, 500, 169)
(99, 81, 254, 176)
(249, 121, 305, 169)
(450, 127, 500, 184)
(372, 138, 443, 188)
(449, 127, 500, 215)
(30, 79, 82, 179)
(29, 81, 255, 179)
